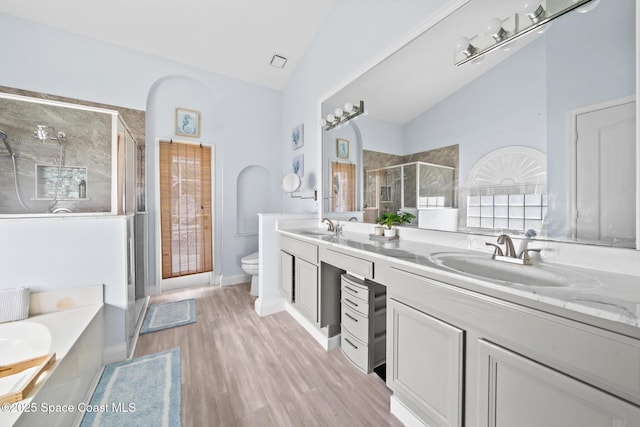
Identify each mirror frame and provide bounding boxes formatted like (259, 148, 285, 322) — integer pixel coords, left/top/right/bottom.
(316, 0, 640, 250)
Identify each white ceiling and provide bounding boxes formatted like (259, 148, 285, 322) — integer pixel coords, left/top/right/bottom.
(325, 0, 544, 125)
(0, 0, 337, 90)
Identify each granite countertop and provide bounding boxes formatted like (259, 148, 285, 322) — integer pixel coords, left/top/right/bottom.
(279, 227, 640, 337)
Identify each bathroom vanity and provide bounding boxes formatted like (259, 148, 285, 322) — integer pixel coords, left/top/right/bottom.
(278, 224, 640, 427)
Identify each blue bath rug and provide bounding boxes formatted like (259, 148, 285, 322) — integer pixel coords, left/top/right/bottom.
(80, 347, 181, 427)
(140, 298, 196, 334)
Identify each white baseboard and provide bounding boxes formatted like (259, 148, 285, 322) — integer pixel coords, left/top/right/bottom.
(103, 342, 127, 365)
(285, 303, 340, 351)
(254, 297, 285, 316)
(220, 273, 250, 286)
(327, 333, 341, 350)
(390, 395, 428, 427)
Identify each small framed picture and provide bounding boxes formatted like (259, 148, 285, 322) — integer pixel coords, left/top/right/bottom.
(291, 123, 304, 150)
(175, 108, 200, 138)
(336, 138, 349, 159)
(292, 154, 304, 177)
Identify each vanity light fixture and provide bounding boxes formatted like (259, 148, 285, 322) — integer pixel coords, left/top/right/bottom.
(321, 101, 365, 131)
(454, 0, 596, 67)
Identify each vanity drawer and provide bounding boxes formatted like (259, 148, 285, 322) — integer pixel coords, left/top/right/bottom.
(323, 249, 374, 279)
(342, 295, 369, 316)
(341, 329, 369, 373)
(341, 275, 386, 303)
(280, 235, 318, 264)
(341, 329, 386, 374)
(342, 304, 369, 343)
(342, 303, 386, 344)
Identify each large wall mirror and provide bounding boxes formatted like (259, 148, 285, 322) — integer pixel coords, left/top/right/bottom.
(321, 0, 638, 249)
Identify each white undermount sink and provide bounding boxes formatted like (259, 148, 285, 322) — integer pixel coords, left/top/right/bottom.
(430, 252, 600, 289)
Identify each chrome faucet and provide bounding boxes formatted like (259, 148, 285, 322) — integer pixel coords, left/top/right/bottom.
(486, 234, 541, 265)
(497, 234, 517, 257)
(322, 218, 336, 232)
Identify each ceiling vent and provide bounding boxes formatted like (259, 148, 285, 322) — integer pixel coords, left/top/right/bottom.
(270, 53, 288, 69)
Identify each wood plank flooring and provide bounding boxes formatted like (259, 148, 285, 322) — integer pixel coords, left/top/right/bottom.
(134, 283, 403, 427)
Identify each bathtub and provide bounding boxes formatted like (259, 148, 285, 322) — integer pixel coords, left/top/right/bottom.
(0, 298, 103, 427)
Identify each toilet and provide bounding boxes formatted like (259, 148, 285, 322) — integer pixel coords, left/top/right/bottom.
(241, 251, 260, 296)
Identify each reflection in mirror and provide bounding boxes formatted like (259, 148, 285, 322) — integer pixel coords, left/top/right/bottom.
(362, 146, 458, 230)
(321, 0, 637, 248)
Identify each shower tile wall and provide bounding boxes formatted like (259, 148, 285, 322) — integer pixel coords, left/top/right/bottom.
(0, 97, 112, 214)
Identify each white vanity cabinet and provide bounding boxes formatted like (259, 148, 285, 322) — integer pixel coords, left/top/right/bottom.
(476, 340, 640, 427)
(388, 298, 463, 427)
(280, 235, 319, 322)
(377, 261, 640, 427)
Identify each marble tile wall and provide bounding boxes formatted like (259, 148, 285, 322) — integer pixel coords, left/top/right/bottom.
(0, 87, 145, 215)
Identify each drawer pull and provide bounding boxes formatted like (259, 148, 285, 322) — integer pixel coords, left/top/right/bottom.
(344, 338, 358, 349)
(344, 312, 359, 322)
(344, 285, 360, 295)
(344, 298, 359, 308)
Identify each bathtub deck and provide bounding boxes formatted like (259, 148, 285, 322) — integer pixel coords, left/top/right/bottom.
(0, 304, 103, 426)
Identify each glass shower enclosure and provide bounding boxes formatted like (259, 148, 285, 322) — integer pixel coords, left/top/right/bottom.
(363, 161, 456, 224)
(0, 92, 141, 216)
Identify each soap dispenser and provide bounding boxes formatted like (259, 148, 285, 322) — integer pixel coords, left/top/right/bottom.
(517, 229, 537, 255)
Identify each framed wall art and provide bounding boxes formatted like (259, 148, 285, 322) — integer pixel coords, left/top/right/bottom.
(292, 123, 304, 150)
(175, 108, 200, 138)
(337, 138, 349, 159)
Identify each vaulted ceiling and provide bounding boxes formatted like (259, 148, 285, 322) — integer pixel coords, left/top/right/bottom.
(0, 0, 337, 90)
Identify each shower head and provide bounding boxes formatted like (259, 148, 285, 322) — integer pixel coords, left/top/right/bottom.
(0, 130, 13, 157)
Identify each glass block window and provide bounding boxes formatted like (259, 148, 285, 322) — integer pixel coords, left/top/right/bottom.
(466, 193, 547, 232)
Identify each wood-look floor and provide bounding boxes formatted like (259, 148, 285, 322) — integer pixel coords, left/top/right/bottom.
(134, 283, 403, 427)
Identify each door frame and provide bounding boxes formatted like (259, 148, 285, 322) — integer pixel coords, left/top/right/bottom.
(154, 137, 216, 292)
(568, 95, 636, 240)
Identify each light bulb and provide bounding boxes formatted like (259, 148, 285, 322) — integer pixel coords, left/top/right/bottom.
(335, 107, 344, 117)
(327, 114, 335, 123)
(455, 36, 470, 52)
(455, 36, 476, 57)
(485, 18, 504, 38)
(521, 1, 545, 23)
(520, 0, 541, 14)
(344, 102, 354, 113)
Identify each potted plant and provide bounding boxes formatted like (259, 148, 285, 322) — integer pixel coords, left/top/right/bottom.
(375, 211, 416, 237)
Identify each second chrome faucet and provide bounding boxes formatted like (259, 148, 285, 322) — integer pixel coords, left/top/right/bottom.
(486, 234, 541, 265)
